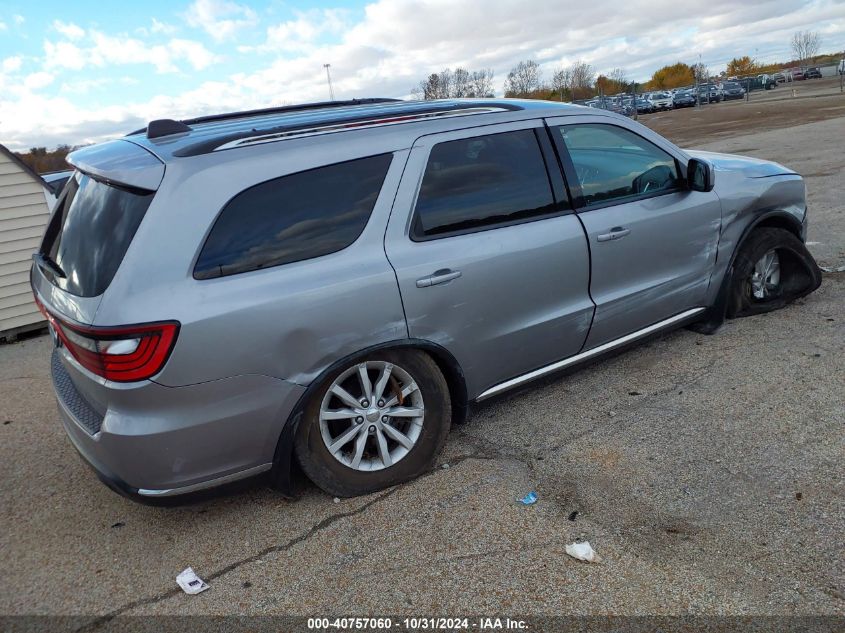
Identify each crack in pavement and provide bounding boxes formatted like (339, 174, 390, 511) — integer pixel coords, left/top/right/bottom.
(76, 487, 400, 631)
(75, 451, 498, 630)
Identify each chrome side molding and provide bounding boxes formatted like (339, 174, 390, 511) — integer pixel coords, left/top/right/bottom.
(475, 307, 706, 402)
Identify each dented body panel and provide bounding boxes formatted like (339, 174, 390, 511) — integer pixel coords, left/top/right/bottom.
(32, 99, 815, 499)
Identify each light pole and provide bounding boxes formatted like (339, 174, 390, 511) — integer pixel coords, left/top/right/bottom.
(323, 64, 335, 101)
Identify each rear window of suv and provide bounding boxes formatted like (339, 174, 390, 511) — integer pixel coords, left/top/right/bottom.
(40, 172, 154, 297)
(194, 154, 392, 280)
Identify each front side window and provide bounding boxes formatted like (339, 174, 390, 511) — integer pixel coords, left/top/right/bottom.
(412, 129, 558, 239)
(555, 124, 680, 207)
(194, 154, 392, 279)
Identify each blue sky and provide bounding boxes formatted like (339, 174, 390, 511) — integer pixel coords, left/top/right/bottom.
(1, 0, 844, 150)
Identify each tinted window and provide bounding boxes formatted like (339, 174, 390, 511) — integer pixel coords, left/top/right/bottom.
(195, 154, 392, 280)
(412, 129, 557, 239)
(555, 124, 680, 206)
(41, 172, 154, 297)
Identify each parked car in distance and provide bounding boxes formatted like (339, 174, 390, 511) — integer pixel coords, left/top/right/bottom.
(803, 67, 822, 79)
(672, 90, 697, 108)
(41, 170, 74, 197)
(32, 98, 822, 501)
(790, 68, 805, 80)
(647, 92, 673, 111)
(697, 84, 721, 103)
(721, 81, 746, 100)
(633, 97, 654, 114)
(757, 74, 777, 90)
(773, 72, 787, 84)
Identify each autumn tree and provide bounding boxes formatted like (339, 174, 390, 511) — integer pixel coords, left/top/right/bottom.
(503, 60, 542, 97)
(16, 145, 77, 173)
(645, 62, 694, 90)
(791, 30, 821, 64)
(568, 60, 595, 100)
(725, 56, 759, 77)
(550, 67, 573, 100)
(412, 68, 495, 99)
(595, 68, 628, 95)
(691, 62, 710, 85)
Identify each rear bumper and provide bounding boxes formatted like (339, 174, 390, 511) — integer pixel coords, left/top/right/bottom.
(52, 350, 305, 498)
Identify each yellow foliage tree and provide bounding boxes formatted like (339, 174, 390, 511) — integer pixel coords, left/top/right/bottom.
(645, 62, 695, 90)
(726, 56, 759, 77)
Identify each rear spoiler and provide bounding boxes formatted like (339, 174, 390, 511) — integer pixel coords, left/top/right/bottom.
(67, 140, 164, 191)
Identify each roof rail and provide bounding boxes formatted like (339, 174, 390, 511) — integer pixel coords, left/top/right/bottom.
(172, 101, 522, 157)
(128, 98, 402, 137)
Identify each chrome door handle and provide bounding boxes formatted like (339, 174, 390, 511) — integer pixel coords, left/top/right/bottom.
(416, 269, 462, 288)
(596, 227, 631, 242)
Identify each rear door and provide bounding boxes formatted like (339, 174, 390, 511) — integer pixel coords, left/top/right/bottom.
(546, 116, 722, 349)
(384, 120, 594, 399)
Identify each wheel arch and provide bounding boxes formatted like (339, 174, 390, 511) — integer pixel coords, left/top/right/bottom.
(691, 209, 806, 334)
(269, 338, 469, 496)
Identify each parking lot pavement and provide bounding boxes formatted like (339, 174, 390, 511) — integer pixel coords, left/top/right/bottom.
(2, 116, 844, 621)
(2, 274, 843, 619)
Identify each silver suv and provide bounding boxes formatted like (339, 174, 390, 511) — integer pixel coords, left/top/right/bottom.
(32, 98, 821, 500)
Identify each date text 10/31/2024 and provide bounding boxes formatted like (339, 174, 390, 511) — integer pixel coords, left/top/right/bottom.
(307, 617, 529, 630)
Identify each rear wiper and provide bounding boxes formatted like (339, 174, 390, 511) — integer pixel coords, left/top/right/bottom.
(32, 252, 67, 279)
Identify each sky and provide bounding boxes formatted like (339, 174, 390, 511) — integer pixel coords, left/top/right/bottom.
(1, 0, 843, 151)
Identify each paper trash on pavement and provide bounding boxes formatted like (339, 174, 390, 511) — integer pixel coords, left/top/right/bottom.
(565, 541, 600, 563)
(176, 567, 209, 595)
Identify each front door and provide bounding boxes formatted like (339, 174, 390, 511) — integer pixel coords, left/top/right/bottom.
(546, 117, 722, 348)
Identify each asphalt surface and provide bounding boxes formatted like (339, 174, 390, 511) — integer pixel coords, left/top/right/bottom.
(1, 114, 844, 623)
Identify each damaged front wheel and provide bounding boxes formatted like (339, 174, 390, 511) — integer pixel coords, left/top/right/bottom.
(727, 227, 822, 318)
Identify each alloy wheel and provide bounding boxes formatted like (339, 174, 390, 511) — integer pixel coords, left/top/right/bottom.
(319, 361, 425, 471)
(750, 249, 781, 300)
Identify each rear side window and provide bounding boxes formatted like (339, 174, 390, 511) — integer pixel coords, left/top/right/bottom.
(41, 172, 154, 297)
(194, 154, 392, 280)
(555, 124, 680, 206)
(412, 129, 557, 239)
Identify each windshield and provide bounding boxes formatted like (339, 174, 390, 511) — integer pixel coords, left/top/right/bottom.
(39, 172, 154, 297)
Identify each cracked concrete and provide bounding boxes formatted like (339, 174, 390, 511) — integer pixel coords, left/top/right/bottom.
(2, 276, 843, 619)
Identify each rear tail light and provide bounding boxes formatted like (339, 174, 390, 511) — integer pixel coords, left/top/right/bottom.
(35, 298, 179, 382)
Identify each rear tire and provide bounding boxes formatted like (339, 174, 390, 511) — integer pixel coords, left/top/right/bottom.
(294, 349, 451, 497)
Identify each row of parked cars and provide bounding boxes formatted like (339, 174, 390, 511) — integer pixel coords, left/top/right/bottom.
(583, 81, 747, 116)
(584, 65, 831, 117)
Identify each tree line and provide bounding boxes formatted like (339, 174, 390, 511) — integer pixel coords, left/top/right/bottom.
(412, 29, 826, 100)
(15, 145, 77, 174)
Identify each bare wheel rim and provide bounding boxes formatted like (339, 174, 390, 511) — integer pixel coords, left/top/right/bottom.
(750, 249, 781, 300)
(319, 361, 425, 472)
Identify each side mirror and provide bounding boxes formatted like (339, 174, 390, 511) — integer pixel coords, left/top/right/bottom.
(687, 158, 714, 192)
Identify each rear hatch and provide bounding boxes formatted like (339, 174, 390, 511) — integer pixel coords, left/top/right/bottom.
(31, 140, 164, 324)
(32, 140, 179, 387)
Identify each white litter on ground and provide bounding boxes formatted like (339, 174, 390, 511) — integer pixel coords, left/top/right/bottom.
(176, 567, 209, 594)
(565, 541, 600, 563)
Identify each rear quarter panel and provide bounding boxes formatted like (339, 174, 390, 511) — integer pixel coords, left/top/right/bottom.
(92, 138, 411, 387)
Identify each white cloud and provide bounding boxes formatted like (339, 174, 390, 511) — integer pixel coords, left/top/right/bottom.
(42, 32, 219, 74)
(43, 40, 88, 71)
(244, 9, 350, 54)
(151, 18, 177, 35)
(0, 22, 7, 32)
(185, 0, 257, 41)
(2, 56, 23, 73)
(52, 20, 85, 41)
(24, 72, 55, 91)
(3, 0, 845, 151)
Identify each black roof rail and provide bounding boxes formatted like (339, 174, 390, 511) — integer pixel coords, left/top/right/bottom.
(128, 98, 402, 137)
(172, 101, 523, 157)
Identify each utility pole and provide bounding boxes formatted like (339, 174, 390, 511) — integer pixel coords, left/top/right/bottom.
(323, 64, 335, 101)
